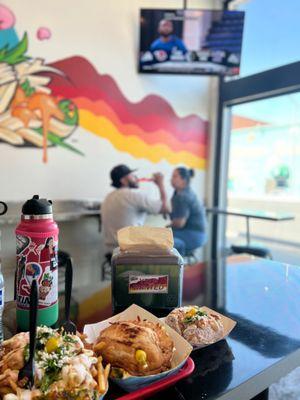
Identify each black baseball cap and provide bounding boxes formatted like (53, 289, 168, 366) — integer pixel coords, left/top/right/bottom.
(110, 164, 136, 187)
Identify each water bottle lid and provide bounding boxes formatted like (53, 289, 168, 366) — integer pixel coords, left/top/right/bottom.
(22, 195, 53, 216)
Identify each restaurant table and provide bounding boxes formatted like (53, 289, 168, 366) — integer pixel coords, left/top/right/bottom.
(3, 255, 300, 400)
(207, 208, 295, 245)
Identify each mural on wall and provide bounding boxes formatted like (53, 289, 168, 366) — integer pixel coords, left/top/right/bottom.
(0, 4, 208, 168)
(0, 5, 81, 163)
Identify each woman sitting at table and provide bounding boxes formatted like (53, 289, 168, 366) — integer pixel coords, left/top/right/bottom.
(169, 167, 207, 256)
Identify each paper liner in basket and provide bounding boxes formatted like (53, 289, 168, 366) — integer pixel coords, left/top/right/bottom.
(83, 304, 193, 392)
(162, 306, 236, 350)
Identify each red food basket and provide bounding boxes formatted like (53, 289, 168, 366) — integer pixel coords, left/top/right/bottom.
(116, 357, 195, 400)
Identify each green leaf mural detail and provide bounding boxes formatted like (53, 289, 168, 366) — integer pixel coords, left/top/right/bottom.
(35, 128, 84, 156)
(21, 79, 36, 97)
(0, 33, 29, 65)
(58, 100, 79, 126)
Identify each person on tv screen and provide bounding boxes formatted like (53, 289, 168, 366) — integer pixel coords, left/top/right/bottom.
(150, 19, 187, 59)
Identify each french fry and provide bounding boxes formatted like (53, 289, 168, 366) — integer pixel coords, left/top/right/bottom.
(91, 365, 97, 378)
(0, 127, 24, 145)
(0, 386, 13, 395)
(15, 59, 61, 79)
(49, 118, 75, 138)
(0, 112, 11, 124)
(8, 378, 18, 393)
(28, 118, 43, 129)
(0, 64, 16, 86)
(0, 82, 18, 114)
(104, 363, 111, 381)
(31, 389, 42, 398)
(1, 117, 24, 131)
(25, 75, 51, 88)
(17, 128, 48, 147)
(0, 62, 14, 73)
(15, 59, 62, 93)
(0, 76, 16, 86)
(97, 357, 106, 394)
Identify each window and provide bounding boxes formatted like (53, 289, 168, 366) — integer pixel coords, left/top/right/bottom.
(229, 93, 300, 199)
(236, 0, 300, 76)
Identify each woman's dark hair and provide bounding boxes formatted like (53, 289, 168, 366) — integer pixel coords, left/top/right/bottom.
(45, 237, 54, 247)
(176, 167, 194, 184)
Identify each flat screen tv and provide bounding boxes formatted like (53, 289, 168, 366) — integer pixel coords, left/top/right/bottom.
(139, 9, 245, 76)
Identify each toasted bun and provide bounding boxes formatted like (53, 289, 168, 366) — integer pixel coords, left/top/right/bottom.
(94, 319, 174, 376)
(166, 306, 224, 347)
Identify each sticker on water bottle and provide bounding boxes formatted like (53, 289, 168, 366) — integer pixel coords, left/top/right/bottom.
(0, 288, 4, 307)
(16, 235, 58, 310)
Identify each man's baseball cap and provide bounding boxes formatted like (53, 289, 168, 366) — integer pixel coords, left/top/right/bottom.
(110, 164, 136, 186)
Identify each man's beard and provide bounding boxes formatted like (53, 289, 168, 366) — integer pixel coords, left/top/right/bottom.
(160, 32, 171, 38)
(128, 182, 139, 189)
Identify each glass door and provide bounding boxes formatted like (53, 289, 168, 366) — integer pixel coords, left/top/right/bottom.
(226, 93, 300, 264)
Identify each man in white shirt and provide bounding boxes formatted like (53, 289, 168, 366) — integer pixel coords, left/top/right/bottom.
(101, 164, 169, 253)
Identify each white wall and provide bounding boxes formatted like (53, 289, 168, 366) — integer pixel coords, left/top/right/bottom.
(0, 0, 220, 202)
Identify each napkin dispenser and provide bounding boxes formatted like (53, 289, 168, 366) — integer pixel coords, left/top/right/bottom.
(111, 227, 184, 316)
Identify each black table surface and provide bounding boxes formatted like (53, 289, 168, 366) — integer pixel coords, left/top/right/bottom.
(146, 256, 300, 400)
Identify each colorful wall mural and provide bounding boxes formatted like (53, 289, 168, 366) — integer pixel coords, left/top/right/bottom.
(0, 33, 80, 163)
(0, 3, 208, 169)
(0, 0, 214, 201)
(48, 56, 208, 169)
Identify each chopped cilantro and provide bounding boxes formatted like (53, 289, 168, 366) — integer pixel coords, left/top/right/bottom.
(23, 344, 29, 362)
(45, 357, 61, 374)
(40, 371, 59, 393)
(63, 335, 77, 344)
(183, 309, 207, 324)
(196, 310, 207, 317)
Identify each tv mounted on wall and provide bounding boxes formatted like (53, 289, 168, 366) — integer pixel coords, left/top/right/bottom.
(139, 9, 245, 76)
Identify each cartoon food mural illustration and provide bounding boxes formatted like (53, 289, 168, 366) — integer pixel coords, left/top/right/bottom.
(0, 33, 81, 162)
(0, 3, 208, 168)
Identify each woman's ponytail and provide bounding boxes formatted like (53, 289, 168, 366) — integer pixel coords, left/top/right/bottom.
(176, 166, 194, 185)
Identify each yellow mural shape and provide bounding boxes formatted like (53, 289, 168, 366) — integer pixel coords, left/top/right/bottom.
(80, 110, 206, 169)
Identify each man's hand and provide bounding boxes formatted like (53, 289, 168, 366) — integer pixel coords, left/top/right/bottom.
(152, 172, 164, 187)
(152, 172, 170, 214)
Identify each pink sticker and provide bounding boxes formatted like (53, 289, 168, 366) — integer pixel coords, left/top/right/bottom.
(37, 27, 51, 40)
(0, 4, 16, 30)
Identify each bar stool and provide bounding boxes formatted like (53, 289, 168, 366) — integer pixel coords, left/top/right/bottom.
(231, 245, 272, 259)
